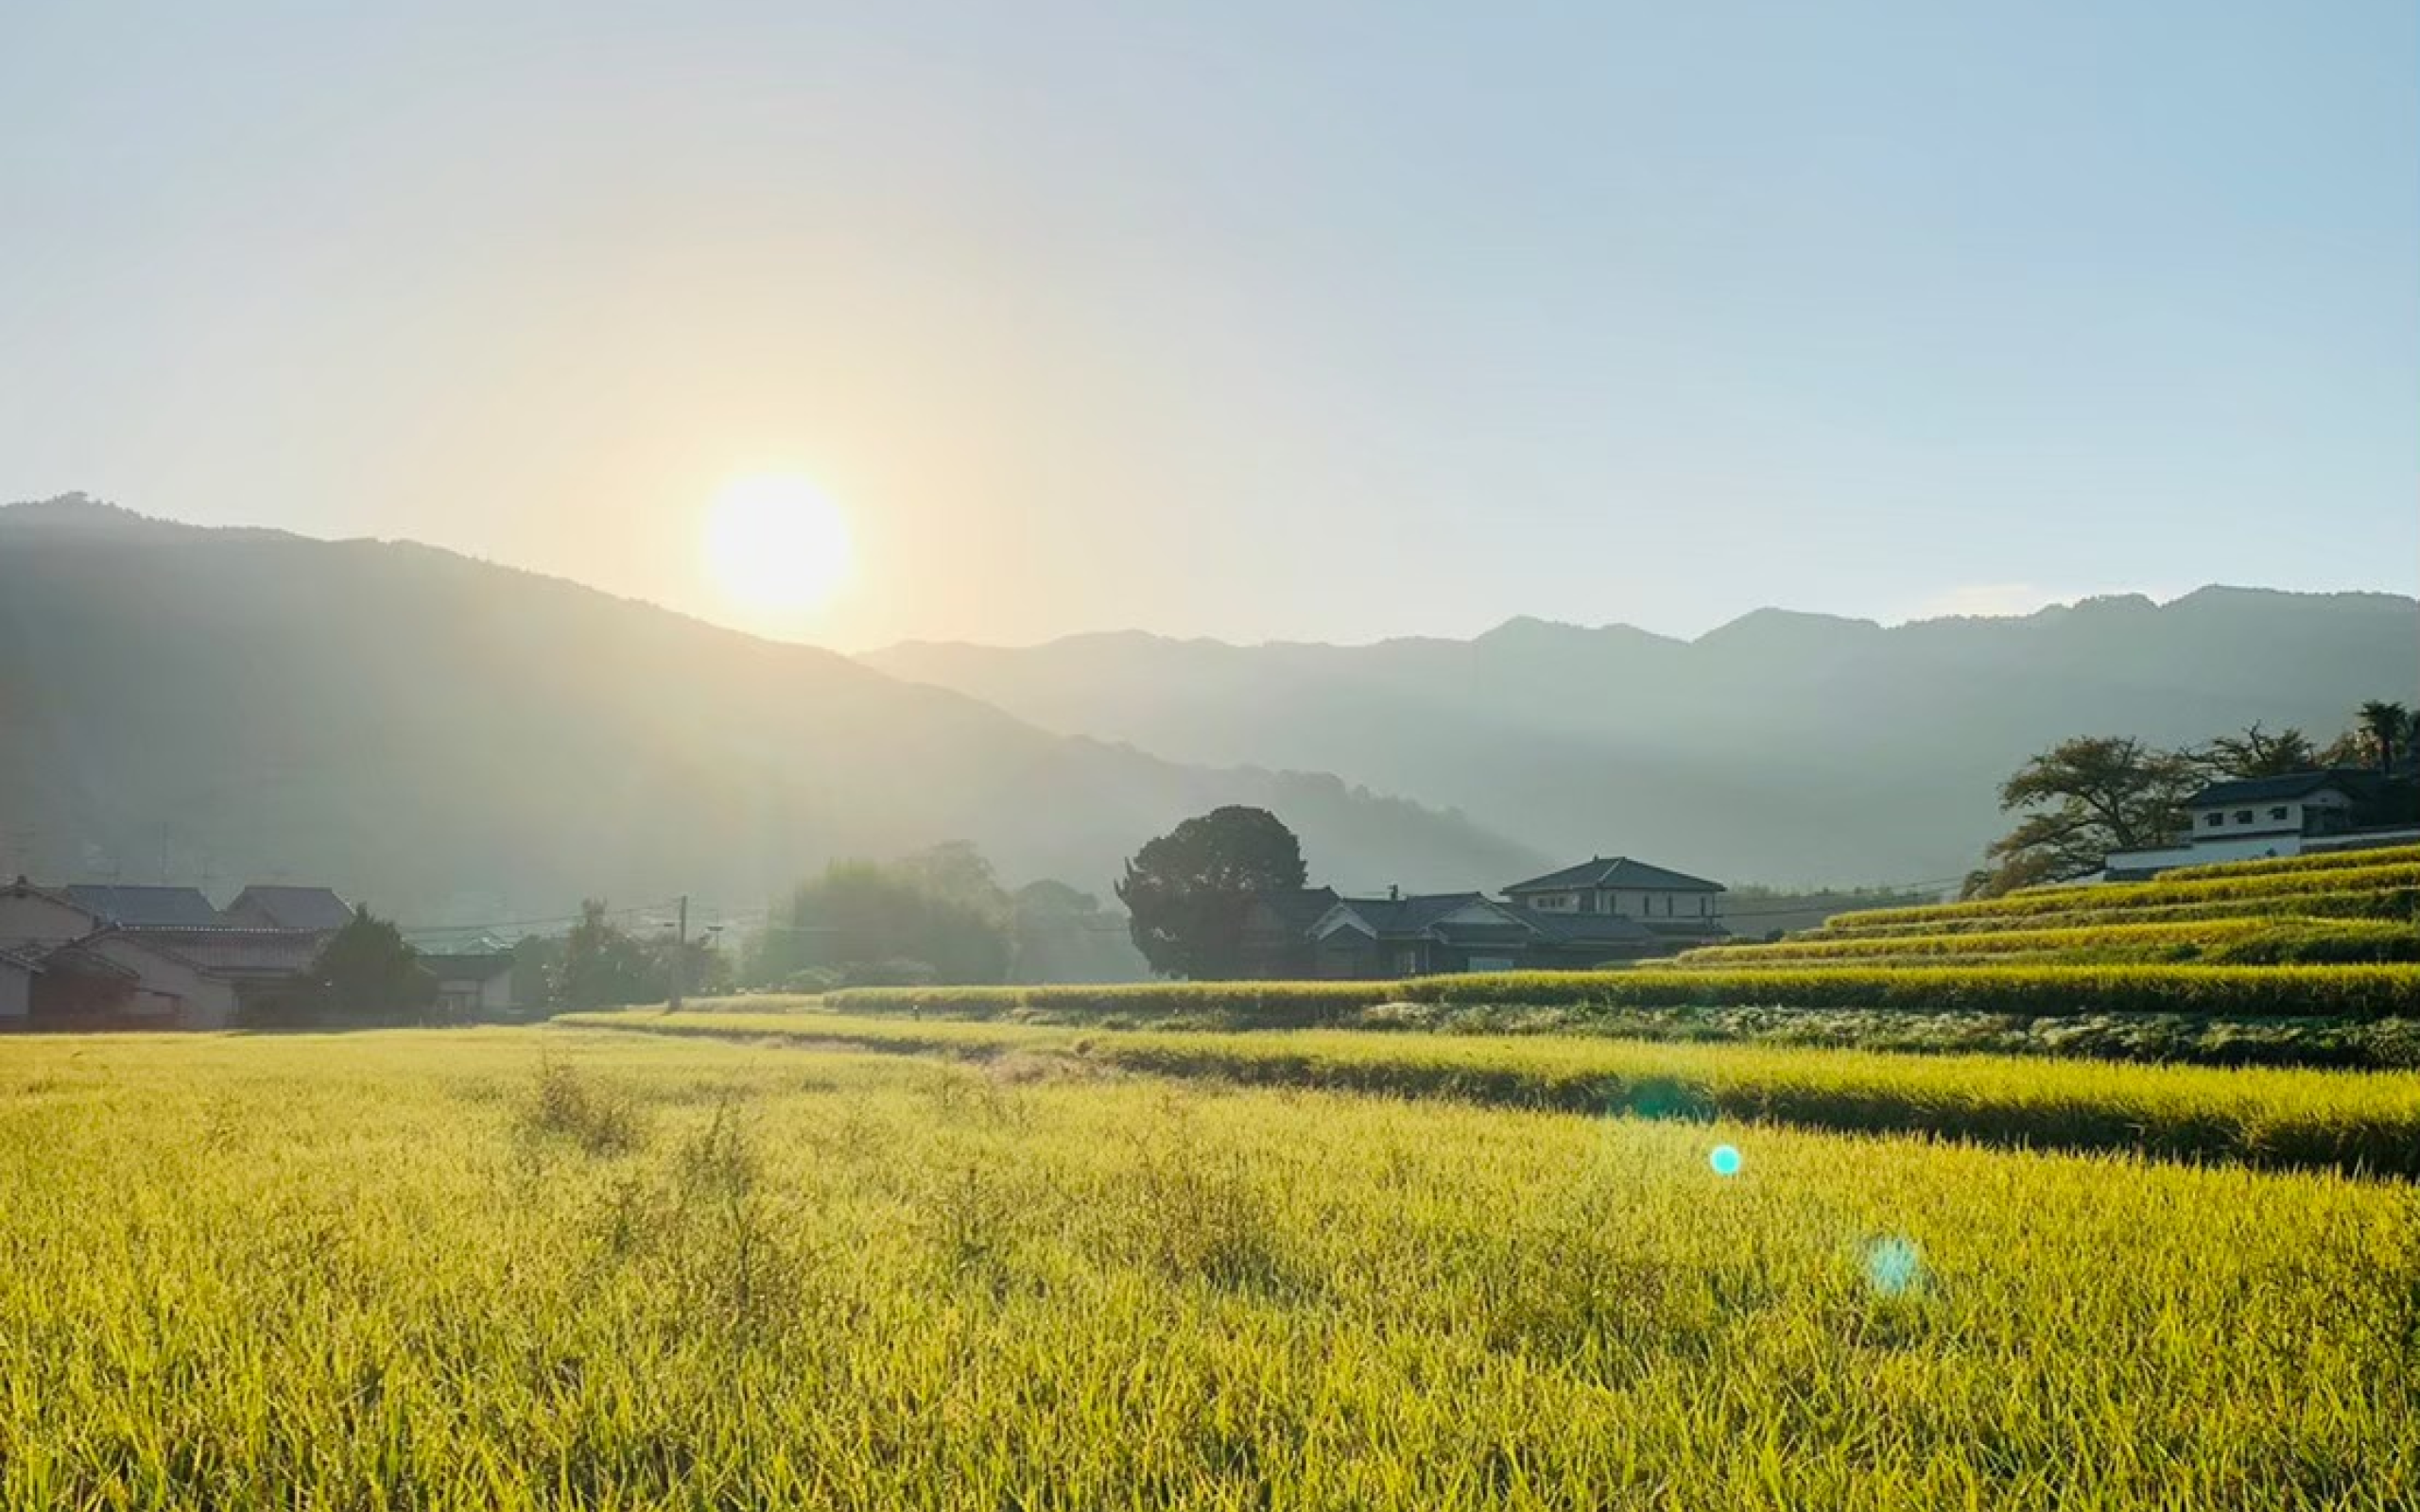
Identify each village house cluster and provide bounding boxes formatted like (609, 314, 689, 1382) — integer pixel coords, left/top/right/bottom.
(0, 880, 513, 1029)
(1237, 856, 1729, 978)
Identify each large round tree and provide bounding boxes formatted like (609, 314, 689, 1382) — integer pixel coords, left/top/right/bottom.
(1115, 806, 1308, 978)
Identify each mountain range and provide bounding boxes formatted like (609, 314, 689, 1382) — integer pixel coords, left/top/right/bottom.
(0, 496, 1538, 925)
(869, 588, 2420, 886)
(8, 495, 2411, 926)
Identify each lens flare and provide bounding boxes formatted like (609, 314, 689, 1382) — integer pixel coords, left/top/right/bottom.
(1863, 1235, 1923, 1296)
(1708, 1143, 1743, 1177)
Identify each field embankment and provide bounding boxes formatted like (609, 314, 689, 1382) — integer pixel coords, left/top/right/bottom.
(561, 1008, 2420, 1177)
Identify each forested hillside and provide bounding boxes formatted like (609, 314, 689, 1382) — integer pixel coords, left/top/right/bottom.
(871, 591, 2420, 883)
(0, 497, 1538, 923)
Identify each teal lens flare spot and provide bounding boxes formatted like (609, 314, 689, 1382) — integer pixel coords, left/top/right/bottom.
(1864, 1235, 1923, 1296)
(1708, 1143, 1743, 1177)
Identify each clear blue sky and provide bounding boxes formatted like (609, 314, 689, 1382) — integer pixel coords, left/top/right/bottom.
(3, 2, 2412, 647)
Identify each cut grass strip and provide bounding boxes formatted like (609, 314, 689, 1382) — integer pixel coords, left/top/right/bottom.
(560, 1009, 2420, 1178)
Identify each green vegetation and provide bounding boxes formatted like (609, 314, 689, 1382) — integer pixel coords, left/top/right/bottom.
(1115, 804, 1309, 978)
(295, 907, 435, 1024)
(2, 1027, 2411, 1507)
(1967, 734, 2202, 896)
(519, 899, 731, 1010)
(1964, 705, 2418, 896)
(575, 1008, 2420, 1176)
(763, 848, 2420, 1066)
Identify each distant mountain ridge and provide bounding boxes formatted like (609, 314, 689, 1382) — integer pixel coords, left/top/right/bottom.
(0, 496, 1542, 924)
(867, 587, 2420, 885)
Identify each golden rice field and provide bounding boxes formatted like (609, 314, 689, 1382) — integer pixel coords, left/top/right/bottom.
(0, 1025, 2414, 1509)
(567, 1007, 2420, 1175)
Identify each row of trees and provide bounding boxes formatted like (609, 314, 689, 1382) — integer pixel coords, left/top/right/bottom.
(285, 901, 731, 1022)
(744, 841, 1138, 988)
(513, 901, 733, 1009)
(739, 812, 1315, 988)
(297, 837, 1173, 1021)
(1965, 700, 2420, 897)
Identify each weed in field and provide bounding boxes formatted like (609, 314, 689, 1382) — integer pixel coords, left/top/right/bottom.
(517, 1058, 646, 1155)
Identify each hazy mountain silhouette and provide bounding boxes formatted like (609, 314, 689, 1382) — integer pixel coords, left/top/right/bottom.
(869, 590, 2420, 885)
(0, 496, 1542, 924)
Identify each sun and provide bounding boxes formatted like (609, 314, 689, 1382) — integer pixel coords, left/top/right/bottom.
(702, 474, 854, 615)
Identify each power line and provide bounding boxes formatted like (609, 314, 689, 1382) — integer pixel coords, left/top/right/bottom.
(396, 899, 685, 936)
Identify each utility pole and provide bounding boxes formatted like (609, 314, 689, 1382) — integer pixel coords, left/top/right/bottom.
(668, 894, 688, 1011)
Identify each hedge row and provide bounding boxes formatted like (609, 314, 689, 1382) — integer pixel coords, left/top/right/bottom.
(2163, 841, 2420, 883)
(820, 962, 2420, 1024)
(562, 1009, 2420, 1177)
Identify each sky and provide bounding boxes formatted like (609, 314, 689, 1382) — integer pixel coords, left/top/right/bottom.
(3, 2, 2414, 650)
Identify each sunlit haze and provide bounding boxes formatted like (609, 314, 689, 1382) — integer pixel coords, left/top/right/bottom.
(702, 474, 855, 626)
(3, 3, 2412, 650)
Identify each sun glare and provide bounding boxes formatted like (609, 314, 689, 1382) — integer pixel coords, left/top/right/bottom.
(703, 474, 854, 616)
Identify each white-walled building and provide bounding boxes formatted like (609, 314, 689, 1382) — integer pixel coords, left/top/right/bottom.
(2102, 770, 2420, 878)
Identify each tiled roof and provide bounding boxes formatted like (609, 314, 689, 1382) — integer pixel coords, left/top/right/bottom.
(1499, 906, 1657, 946)
(224, 885, 357, 931)
(1247, 887, 1342, 930)
(2186, 769, 2377, 808)
(1504, 857, 1725, 895)
(62, 885, 224, 927)
(1330, 892, 1495, 937)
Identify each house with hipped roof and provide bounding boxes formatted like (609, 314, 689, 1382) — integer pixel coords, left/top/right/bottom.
(1236, 856, 1726, 979)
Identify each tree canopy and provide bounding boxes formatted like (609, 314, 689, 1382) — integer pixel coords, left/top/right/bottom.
(2358, 701, 2412, 774)
(1964, 737, 2200, 897)
(2192, 723, 2317, 781)
(1115, 806, 1308, 978)
(1966, 698, 2420, 896)
(310, 908, 438, 1022)
(751, 846, 1012, 988)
